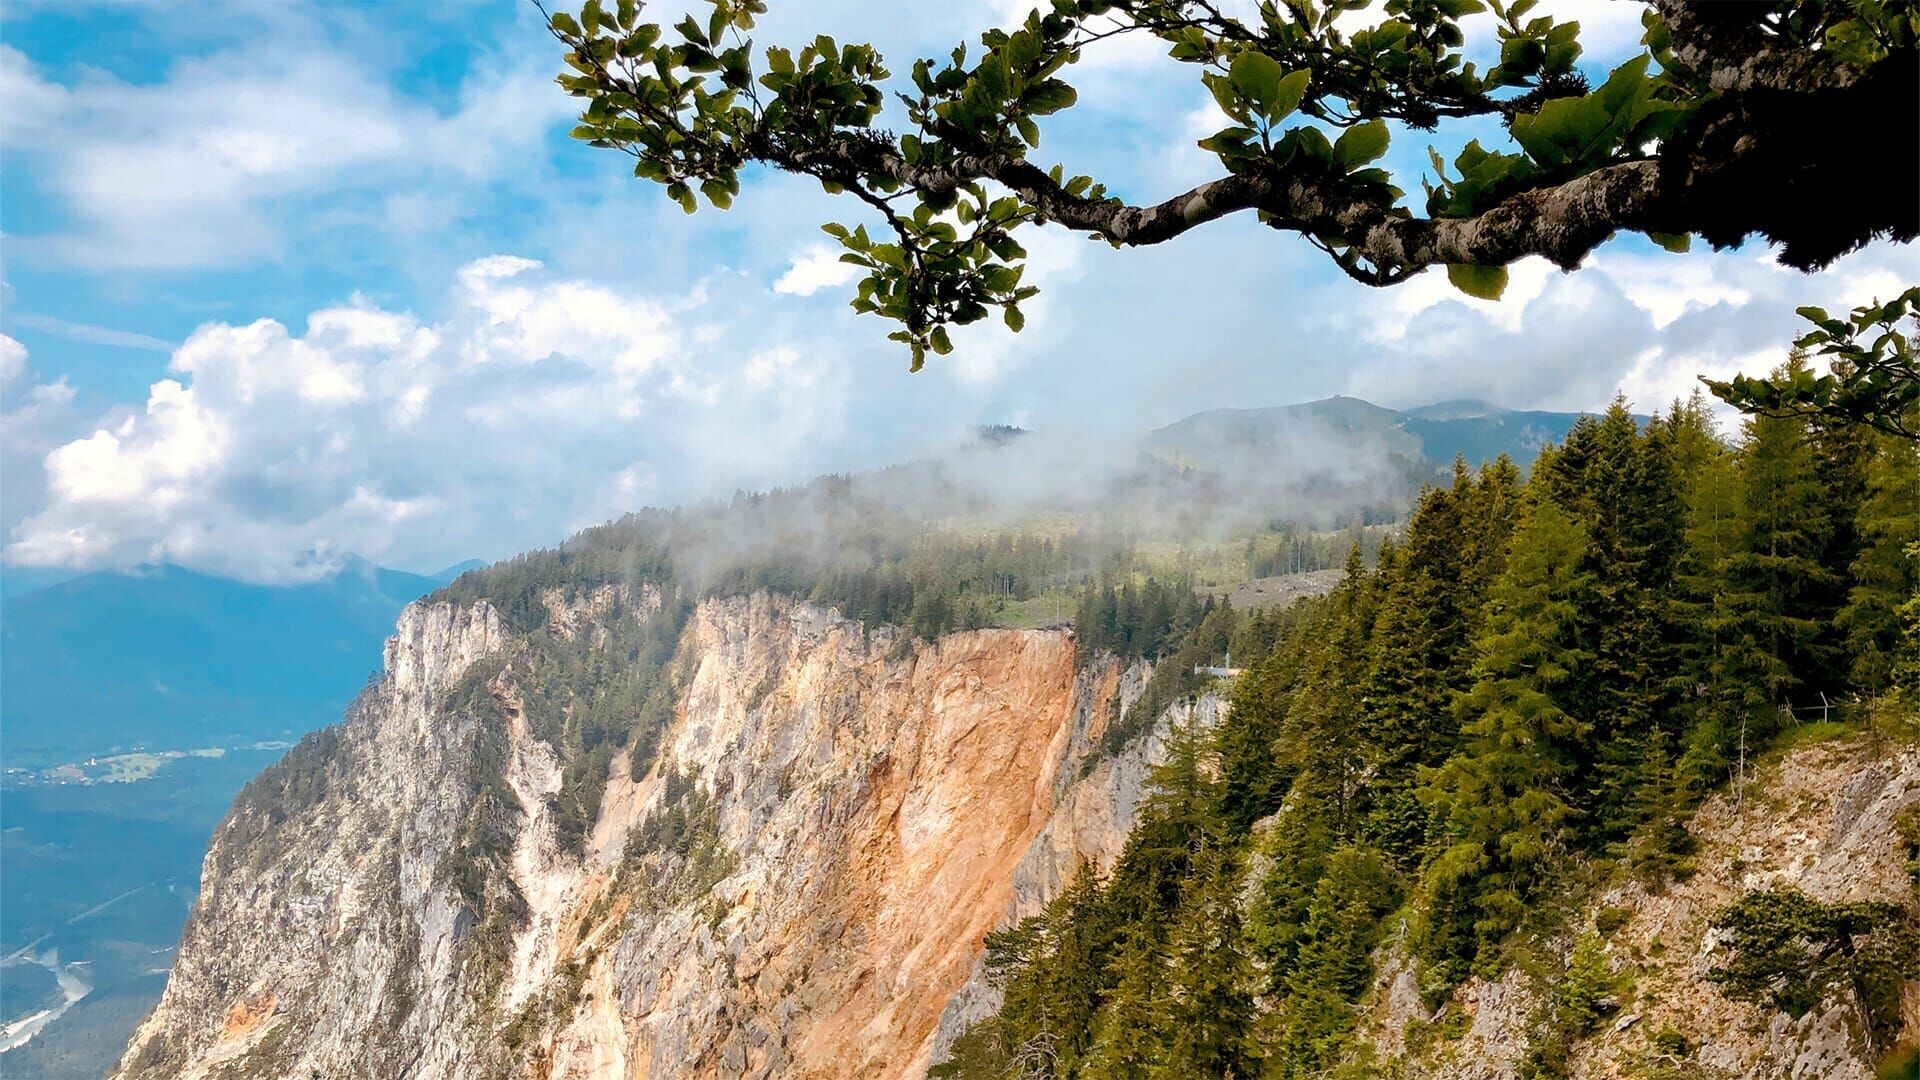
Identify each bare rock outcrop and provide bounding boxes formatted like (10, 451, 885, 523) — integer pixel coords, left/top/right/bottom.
(116, 593, 1192, 1080)
(1358, 737, 1920, 1079)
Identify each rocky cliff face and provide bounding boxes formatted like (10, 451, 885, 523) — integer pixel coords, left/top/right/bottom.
(115, 591, 1192, 1080)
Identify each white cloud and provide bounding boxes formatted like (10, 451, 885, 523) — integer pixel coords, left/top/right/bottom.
(1, 334, 88, 541)
(4, 258, 869, 581)
(1369, 257, 1561, 340)
(772, 245, 861, 297)
(0, 334, 26, 391)
(0, 41, 572, 269)
(1582, 249, 1758, 328)
(5, 313, 175, 351)
(1340, 241, 1920, 414)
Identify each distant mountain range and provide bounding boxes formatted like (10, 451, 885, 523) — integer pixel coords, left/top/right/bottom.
(1146, 395, 1598, 475)
(0, 557, 472, 767)
(0, 394, 1593, 767)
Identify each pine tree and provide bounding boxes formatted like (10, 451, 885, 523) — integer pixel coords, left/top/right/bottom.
(1156, 845, 1258, 1078)
(1571, 400, 1687, 839)
(1725, 366, 1837, 712)
(1417, 496, 1595, 976)
(1082, 919, 1169, 1079)
(1839, 432, 1920, 694)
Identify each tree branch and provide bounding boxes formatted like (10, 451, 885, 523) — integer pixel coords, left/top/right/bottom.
(772, 131, 1666, 281)
(1655, 0, 1873, 93)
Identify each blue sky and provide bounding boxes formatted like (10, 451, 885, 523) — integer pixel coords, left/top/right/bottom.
(3, 0, 1915, 581)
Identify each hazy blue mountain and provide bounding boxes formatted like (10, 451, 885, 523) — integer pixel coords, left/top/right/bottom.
(1, 558, 443, 767)
(428, 558, 489, 583)
(1396, 398, 1612, 469)
(1147, 395, 1596, 474)
(1, 558, 448, 1075)
(0, 566, 81, 600)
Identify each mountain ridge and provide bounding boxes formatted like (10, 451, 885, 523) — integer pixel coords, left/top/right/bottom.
(1, 559, 445, 764)
(1147, 394, 1607, 472)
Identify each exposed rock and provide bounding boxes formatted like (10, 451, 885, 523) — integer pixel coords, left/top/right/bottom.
(118, 586, 1915, 1080)
(118, 599, 510, 1079)
(1356, 737, 1920, 1079)
(115, 593, 1193, 1080)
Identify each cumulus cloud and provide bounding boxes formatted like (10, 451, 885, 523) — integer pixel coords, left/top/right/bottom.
(1, 334, 87, 540)
(1339, 242, 1920, 414)
(773, 245, 862, 297)
(3, 258, 881, 581)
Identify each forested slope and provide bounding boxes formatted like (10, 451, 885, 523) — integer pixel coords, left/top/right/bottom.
(935, 381, 1920, 1079)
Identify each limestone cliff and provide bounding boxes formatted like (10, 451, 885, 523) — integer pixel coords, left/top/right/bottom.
(114, 591, 1189, 1079)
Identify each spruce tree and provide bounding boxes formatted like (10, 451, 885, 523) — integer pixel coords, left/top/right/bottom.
(1807, 373, 1878, 691)
(1106, 715, 1225, 925)
(1839, 432, 1920, 694)
(1666, 392, 1745, 793)
(1417, 495, 1595, 976)
(1725, 361, 1837, 715)
(1575, 400, 1687, 839)
(1265, 844, 1403, 1077)
(1359, 473, 1501, 867)
(1082, 919, 1169, 1080)
(1257, 552, 1378, 834)
(1217, 606, 1311, 831)
(1156, 844, 1258, 1079)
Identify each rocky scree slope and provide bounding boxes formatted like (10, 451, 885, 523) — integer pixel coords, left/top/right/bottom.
(1356, 736, 1920, 1079)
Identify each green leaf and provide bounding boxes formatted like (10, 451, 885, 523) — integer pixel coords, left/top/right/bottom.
(1280, 126, 1333, 163)
(1510, 95, 1607, 167)
(930, 326, 954, 355)
(1004, 306, 1025, 332)
(1228, 50, 1285, 118)
(1333, 119, 1390, 170)
(1270, 69, 1311, 121)
(978, 56, 1011, 100)
(1646, 231, 1690, 253)
(1197, 125, 1258, 159)
(1021, 79, 1077, 116)
(1447, 263, 1509, 300)
(548, 11, 582, 36)
(1204, 71, 1242, 120)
